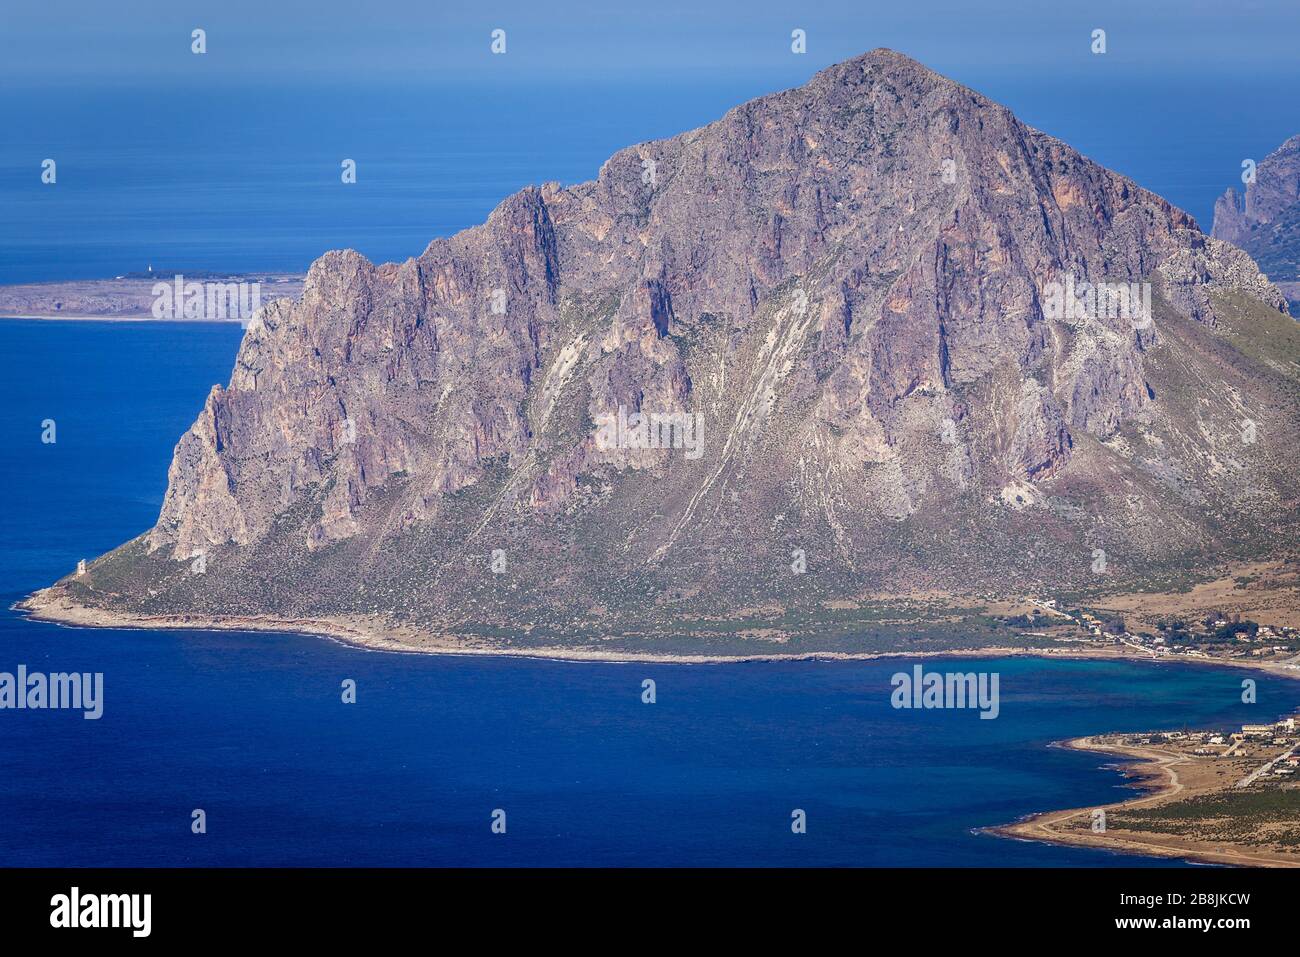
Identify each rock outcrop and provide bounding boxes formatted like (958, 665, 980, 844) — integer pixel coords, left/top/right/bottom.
(51, 50, 1300, 641)
(1212, 133, 1300, 309)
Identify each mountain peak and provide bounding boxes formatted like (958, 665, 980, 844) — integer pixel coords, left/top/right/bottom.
(44, 51, 1298, 648)
(822, 46, 936, 73)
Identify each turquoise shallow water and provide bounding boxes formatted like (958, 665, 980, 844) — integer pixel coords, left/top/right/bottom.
(0, 318, 1294, 866)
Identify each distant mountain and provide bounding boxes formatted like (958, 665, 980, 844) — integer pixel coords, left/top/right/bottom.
(28, 50, 1300, 649)
(1213, 134, 1300, 312)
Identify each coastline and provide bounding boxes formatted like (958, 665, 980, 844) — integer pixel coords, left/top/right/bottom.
(17, 584, 1300, 676)
(0, 273, 304, 323)
(992, 736, 1300, 868)
(1, 311, 285, 324)
(2, 313, 186, 322)
(12, 586, 1107, 664)
(17, 585, 1300, 868)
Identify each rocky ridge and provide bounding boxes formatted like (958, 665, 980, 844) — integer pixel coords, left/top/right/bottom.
(34, 50, 1300, 647)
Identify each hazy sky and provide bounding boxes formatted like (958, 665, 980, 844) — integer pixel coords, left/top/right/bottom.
(3, 0, 1299, 87)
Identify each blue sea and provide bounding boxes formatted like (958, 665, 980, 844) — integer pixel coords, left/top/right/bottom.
(3, 69, 1298, 284)
(0, 318, 1295, 866)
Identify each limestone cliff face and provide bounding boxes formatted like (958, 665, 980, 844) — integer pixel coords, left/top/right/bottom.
(90, 50, 1295, 629)
(1214, 134, 1300, 238)
(1212, 133, 1300, 287)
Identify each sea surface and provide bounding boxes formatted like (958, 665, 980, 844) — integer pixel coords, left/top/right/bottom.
(2, 71, 1299, 284)
(0, 318, 1295, 866)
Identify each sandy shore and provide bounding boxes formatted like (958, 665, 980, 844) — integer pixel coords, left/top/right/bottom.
(12, 585, 1107, 664)
(993, 736, 1300, 867)
(17, 584, 1300, 677)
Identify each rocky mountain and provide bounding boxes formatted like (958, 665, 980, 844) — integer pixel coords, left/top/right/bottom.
(1213, 133, 1300, 311)
(32, 50, 1300, 651)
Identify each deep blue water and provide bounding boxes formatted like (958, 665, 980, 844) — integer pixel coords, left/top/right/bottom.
(3, 70, 1299, 284)
(0, 318, 1296, 866)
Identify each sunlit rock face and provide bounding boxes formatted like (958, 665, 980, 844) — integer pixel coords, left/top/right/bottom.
(80, 49, 1294, 631)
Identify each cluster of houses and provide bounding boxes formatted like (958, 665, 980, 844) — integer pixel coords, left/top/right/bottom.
(1234, 716, 1297, 740)
(1072, 613, 1189, 657)
(1108, 717, 1300, 787)
(1203, 620, 1299, 658)
(1125, 716, 1298, 757)
(1069, 609, 1299, 661)
(1219, 718, 1297, 776)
